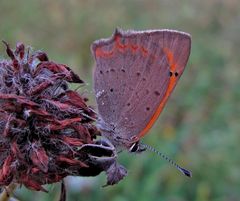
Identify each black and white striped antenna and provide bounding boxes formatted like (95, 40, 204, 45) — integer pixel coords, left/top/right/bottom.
(141, 143, 192, 177)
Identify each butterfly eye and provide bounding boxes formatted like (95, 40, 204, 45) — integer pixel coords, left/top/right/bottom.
(129, 142, 139, 152)
(129, 141, 147, 153)
(174, 72, 179, 77)
(169, 71, 173, 77)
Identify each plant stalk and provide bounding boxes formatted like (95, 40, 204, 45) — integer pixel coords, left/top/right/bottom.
(0, 183, 17, 201)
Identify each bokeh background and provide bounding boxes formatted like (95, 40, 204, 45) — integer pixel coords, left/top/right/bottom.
(0, 0, 240, 201)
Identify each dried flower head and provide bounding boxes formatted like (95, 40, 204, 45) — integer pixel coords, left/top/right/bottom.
(0, 42, 126, 193)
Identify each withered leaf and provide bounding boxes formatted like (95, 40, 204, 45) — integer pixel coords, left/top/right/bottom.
(104, 162, 127, 186)
(30, 142, 49, 173)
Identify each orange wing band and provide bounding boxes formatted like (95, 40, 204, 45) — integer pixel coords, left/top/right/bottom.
(137, 48, 178, 138)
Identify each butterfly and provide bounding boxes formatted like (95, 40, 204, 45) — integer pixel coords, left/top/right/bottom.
(91, 28, 191, 177)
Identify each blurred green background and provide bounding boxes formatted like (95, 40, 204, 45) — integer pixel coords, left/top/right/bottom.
(0, 0, 240, 201)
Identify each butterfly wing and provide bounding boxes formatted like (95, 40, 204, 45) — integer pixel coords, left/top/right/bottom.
(92, 29, 191, 141)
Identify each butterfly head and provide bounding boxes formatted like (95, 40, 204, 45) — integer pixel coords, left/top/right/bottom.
(101, 132, 146, 153)
(129, 141, 147, 153)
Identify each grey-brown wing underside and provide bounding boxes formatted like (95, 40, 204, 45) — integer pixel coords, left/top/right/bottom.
(92, 29, 191, 139)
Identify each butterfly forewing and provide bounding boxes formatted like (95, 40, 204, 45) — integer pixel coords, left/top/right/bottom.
(92, 29, 157, 124)
(92, 29, 191, 142)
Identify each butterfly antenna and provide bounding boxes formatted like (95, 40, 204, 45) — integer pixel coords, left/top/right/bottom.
(142, 143, 192, 177)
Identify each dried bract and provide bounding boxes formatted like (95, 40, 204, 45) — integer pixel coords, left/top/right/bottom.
(0, 42, 126, 192)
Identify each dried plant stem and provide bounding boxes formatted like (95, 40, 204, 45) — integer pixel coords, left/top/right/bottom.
(0, 183, 18, 201)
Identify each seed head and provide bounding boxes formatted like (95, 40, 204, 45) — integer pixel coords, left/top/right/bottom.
(0, 42, 100, 192)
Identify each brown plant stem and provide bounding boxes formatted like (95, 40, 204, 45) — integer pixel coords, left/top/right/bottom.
(0, 183, 18, 201)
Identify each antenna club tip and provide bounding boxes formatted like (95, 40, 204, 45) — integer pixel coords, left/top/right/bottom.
(185, 171, 192, 178)
(179, 167, 192, 178)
